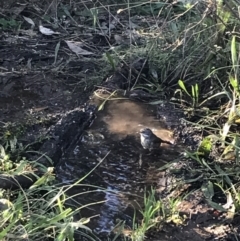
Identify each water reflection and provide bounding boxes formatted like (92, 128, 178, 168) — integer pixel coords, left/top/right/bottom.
(95, 187, 123, 234)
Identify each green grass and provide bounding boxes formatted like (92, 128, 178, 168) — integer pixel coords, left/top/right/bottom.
(126, 188, 183, 241)
(0, 178, 93, 241)
(0, 18, 20, 30)
(0, 138, 97, 241)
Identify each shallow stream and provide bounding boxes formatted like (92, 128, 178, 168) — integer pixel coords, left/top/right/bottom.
(55, 99, 180, 236)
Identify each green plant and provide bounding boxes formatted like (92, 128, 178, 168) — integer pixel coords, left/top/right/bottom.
(131, 188, 162, 241)
(0, 163, 106, 241)
(0, 178, 92, 241)
(0, 18, 20, 30)
(131, 187, 186, 241)
(178, 80, 199, 108)
(105, 52, 116, 71)
(0, 137, 49, 175)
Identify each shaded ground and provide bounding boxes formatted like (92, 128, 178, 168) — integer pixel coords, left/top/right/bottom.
(0, 34, 99, 123)
(0, 1, 240, 241)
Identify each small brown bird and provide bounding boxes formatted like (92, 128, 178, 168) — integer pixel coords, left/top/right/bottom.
(140, 128, 174, 151)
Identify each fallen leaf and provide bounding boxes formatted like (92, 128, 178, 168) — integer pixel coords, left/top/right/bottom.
(65, 40, 93, 56)
(39, 25, 60, 36)
(23, 16, 35, 28)
(114, 34, 123, 44)
(117, 9, 124, 14)
(150, 69, 158, 79)
(129, 21, 139, 29)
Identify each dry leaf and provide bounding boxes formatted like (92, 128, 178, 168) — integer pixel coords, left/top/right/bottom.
(109, 23, 116, 30)
(39, 25, 60, 36)
(114, 35, 123, 44)
(129, 21, 139, 29)
(23, 16, 35, 28)
(100, 22, 109, 35)
(110, 17, 120, 30)
(117, 9, 124, 14)
(19, 29, 37, 37)
(65, 40, 93, 56)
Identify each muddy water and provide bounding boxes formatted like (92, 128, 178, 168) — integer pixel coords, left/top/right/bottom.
(55, 99, 179, 236)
